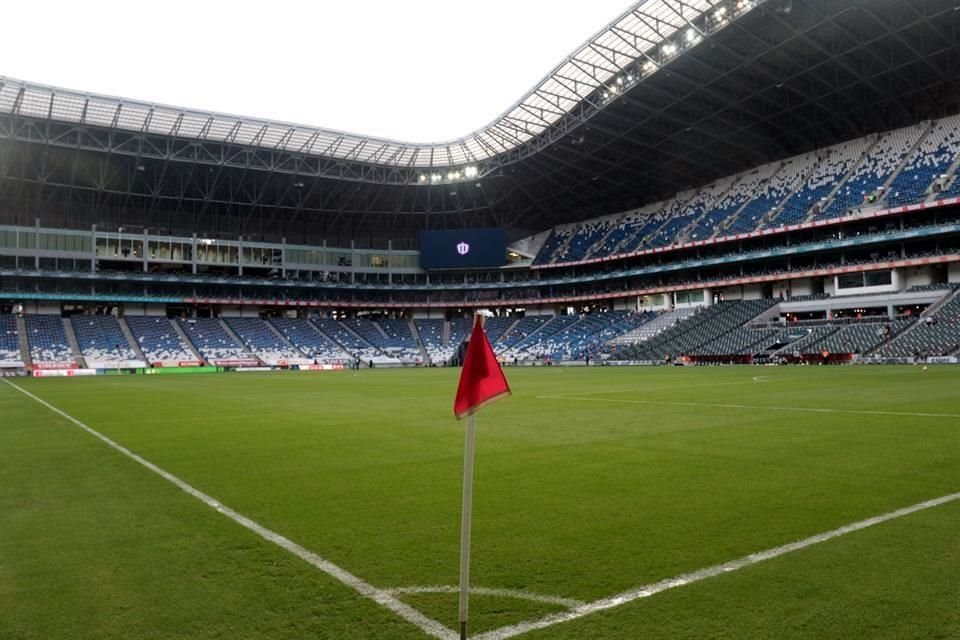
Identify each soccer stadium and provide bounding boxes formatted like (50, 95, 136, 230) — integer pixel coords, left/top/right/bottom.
(1, 0, 959, 638)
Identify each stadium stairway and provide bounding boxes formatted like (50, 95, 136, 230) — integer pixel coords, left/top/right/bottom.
(933, 154, 960, 201)
(15, 315, 31, 367)
(774, 325, 841, 355)
(61, 317, 86, 368)
(487, 317, 520, 346)
(314, 317, 389, 362)
(441, 319, 450, 345)
(870, 290, 960, 358)
(218, 319, 264, 362)
(918, 286, 960, 318)
(675, 178, 740, 245)
(407, 318, 430, 363)
(608, 308, 696, 347)
(709, 161, 788, 238)
(759, 155, 822, 228)
(805, 135, 883, 223)
(263, 318, 305, 355)
(171, 319, 207, 363)
(877, 122, 936, 202)
(117, 317, 149, 363)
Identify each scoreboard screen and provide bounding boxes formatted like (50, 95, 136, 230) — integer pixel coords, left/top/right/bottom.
(418, 228, 507, 270)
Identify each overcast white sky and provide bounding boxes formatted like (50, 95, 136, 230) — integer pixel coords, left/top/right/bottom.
(2, 0, 634, 142)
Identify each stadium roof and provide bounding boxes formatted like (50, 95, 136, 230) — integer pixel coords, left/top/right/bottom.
(0, 0, 744, 172)
(1, 0, 959, 240)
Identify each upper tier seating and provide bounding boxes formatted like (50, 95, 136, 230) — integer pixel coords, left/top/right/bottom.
(553, 222, 613, 263)
(531, 112, 960, 266)
(725, 155, 812, 234)
(610, 203, 674, 255)
(177, 318, 250, 362)
(269, 317, 350, 362)
(71, 315, 138, 363)
(941, 174, 960, 199)
(769, 140, 869, 228)
(125, 316, 195, 364)
(533, 228, 572, 265)
(225, 317, 303, 363)
(0, 315, 23, 365)
(820, 125, 924, 219)
(686, 165, 779, 241)
(25, 315, 75, 365)
(886, 116, 960, 206)
(637, 195, 702, 251)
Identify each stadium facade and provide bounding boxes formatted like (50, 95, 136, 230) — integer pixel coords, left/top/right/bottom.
(1, 0, 959, 373)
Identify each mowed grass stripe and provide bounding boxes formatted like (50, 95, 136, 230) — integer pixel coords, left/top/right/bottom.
(0, 380, 445, 640)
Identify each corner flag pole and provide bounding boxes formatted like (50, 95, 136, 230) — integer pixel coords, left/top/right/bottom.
(458, 412, 477, 640)
(453, 312, 511, 640)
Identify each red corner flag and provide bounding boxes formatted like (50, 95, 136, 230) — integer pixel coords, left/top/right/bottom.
(453, 316, 511, 420)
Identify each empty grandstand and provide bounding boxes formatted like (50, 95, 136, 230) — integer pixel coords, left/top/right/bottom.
(0, 314, 23, 367)
(0, 0, 956, 375)
(125, 316, 199, 366)
(25, 315, 76, 368)
(177, 318, 255, 366)
(71, 315, 143, 367)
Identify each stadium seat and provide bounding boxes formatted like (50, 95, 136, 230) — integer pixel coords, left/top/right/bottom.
(177, 318, 251, 363)
(25, 315, 75, 366)
(886, 116, 960, 207)
(125, 316, 196, 364)
(225, 317, 304, 364)
(0, 315, 23, 366)
(71, 315, 139, 364)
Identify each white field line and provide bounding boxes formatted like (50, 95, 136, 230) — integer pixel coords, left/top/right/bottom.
(537, 394, 960, 419)
(386, 585, 585, 610)
(1, 379, 457, 640)
(474, 491, 960, 640)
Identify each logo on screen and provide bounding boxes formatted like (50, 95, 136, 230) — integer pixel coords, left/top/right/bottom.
(456, 242, 470, 256)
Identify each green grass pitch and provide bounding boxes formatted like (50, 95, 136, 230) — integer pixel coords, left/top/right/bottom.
(1, 365, 958, 639)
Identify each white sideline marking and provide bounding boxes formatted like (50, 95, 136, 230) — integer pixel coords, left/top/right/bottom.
(1, 379, 457, 640)
(473, 491, 960, 640)
(386, 585, 585, 610)
(537, 394, 960, 419)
